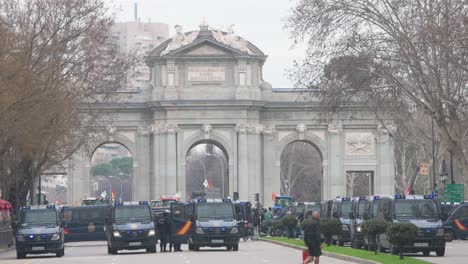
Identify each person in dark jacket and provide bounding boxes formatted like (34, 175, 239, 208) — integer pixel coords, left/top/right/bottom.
(302, 211, 322, 264)
(157, 211, 170, 252)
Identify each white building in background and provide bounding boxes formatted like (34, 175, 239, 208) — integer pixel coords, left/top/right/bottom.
(111, 21, 169, 90)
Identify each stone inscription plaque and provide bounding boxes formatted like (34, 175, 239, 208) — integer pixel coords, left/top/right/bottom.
(188, 67, 225, 82)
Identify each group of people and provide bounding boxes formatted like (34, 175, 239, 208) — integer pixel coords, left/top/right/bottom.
(156, 210, 182, 252)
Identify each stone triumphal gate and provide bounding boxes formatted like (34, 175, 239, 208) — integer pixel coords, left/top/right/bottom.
(66, 24, 395, 205)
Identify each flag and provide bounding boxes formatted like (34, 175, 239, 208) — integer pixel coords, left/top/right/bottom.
(101, 190, 107, 198)
(203, 179, 208, 189)
(208, 179, 213, 189)
(405, 186, 412, 195)
(272, 192, 277, 201)
(111, 189, 116, 200)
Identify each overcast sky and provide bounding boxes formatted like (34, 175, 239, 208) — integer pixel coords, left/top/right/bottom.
(107, 0, 306, 88)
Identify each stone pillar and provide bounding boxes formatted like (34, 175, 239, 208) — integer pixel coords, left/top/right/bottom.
(236, 124, 249, 200)
(262, 125, 277, 206)
(155, 126, 167, 198)
(247, 124, 263, 203)
(378, 124, 396, 195)
(137, 126, 152, 201)
(165, 124, 178, 195)
(327, 124, 343, 199)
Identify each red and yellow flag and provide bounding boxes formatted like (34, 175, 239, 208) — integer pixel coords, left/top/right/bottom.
(454, 219, 467, 231)
(176, 221, 193, 235)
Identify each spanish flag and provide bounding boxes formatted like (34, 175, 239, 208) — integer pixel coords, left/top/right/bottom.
(454, 219, 467, 231)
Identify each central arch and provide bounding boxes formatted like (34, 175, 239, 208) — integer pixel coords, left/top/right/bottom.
(185, 139, 229, 200)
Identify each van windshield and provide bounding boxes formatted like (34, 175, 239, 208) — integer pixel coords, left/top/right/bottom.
(198, 203, 235, 220)
(341, 202, 352, 218)
(114, 206, 151, 222)
(20, 209, 57, 226)
(395, 200, 440, 220)
(357, 201, 366, 218)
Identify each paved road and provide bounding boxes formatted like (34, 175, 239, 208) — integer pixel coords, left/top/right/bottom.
(0, 240, 353, 264)
(412, 240, 468, 264)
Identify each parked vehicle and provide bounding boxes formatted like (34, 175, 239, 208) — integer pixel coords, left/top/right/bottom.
(330, 197, 352, 246)
(362, 195, 392, 250)
(61, 205, 110, 242)
(443, 202, 468, 242)
(377, 195, 446, 256)
(233, 201, 253, 239)
(349, 196, 366, 248)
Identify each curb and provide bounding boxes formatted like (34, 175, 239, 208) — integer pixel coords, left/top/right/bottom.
(261, 238, 379, 264)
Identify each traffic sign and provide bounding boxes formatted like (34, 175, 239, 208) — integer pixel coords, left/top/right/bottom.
(444, 184, 465, 203)
(420, 163, 429, 175)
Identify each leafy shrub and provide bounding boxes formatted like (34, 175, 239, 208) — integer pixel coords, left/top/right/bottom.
(362, 219, 388, 253)
(282, 215, 298, 229)
(385, 223, 418, 259)
(320, 218, 341, 246)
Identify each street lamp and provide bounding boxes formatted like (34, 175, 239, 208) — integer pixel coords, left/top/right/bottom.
(440, 160, 448, 186)
(205, 153, 225, 198)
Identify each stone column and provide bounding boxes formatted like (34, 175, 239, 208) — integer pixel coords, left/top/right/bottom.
(247, 124, 263, 203)
(327, 124, 343, 199)
(262, 125, 277, 206)
(154, 125, 167, 198)
(137, 126, 153, 201)
(236, 124, 249, 200)
(378, 124, 396, 195)
(165, 124, 178, 195)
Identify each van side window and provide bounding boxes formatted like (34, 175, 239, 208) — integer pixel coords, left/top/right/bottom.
(456, 206, 468, 219)
(63, 210, 73, 222)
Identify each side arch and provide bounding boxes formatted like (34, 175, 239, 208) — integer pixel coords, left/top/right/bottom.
(276, 132, 328, 201)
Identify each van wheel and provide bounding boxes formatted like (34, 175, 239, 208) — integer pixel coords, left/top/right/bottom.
(233, 244, 239, 251)
(422, 249, 430, 256)
(445, 230, 455, 242)
(194, 246, 200, 252)
(226, 246, 232, 251)
(16, 251, 26, 259)
(147, 246, 156, 253)
(436, 248, 445, 257)
(338, 240, 344, 246)
(56, 248, 64, 257)
(188, 243, 194, 251)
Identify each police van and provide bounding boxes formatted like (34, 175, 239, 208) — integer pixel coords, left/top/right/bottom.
(105, 201, 157, 254)
(330, 197, 353, 246)
(188, 198, 240, 251)
(377, 195, 446, 256)
(15, 205, 64, 259)
(349, 196, 366, 249)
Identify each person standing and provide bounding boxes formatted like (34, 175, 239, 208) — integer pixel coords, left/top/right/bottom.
(302, 211, 322, 264)
(157, 211, 170, 252)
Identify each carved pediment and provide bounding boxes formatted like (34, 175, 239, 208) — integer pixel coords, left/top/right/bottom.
(185, 44, 230, 56)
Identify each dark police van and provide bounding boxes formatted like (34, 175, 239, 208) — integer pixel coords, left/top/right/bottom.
(233, 201, 253, 239)
(377, 195, 446, 256)
(188, 198, 240, 251)
(105, 201, 157, 254)
(349, 196, 366, 249)
(443, 202, 468, 241)
(331, 197, 353, 246)
(15, 205, 64, 259)
(61, 205, 109, 242)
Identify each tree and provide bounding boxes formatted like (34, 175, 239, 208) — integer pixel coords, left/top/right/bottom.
(320, 218, 341, 246)
(362, 219, 388, 253)
(287, 0, 468, 190)
(0, 0, 136, 208)
(92, 163, 115, 177)
(280, 141, 322, 201)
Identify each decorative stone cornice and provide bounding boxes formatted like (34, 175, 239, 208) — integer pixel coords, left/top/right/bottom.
(296, 123, 307, 140)
(247, 123, 264, 134)
(137, 125, 153, 136)
(377, 123, 397, 135)
(201, 124, 213, 138)
(235, 124, 249, 134)
(328, 124, 343, 135)
(262, 125, 276, 136)
(153, 124, 179, 135)
(166, 124, 178, 134)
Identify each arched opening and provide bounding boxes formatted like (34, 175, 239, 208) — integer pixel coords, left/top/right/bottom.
(280, 140, 322, 202)
(186, 141, 228, 200)
(90, 142, 133, 202)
